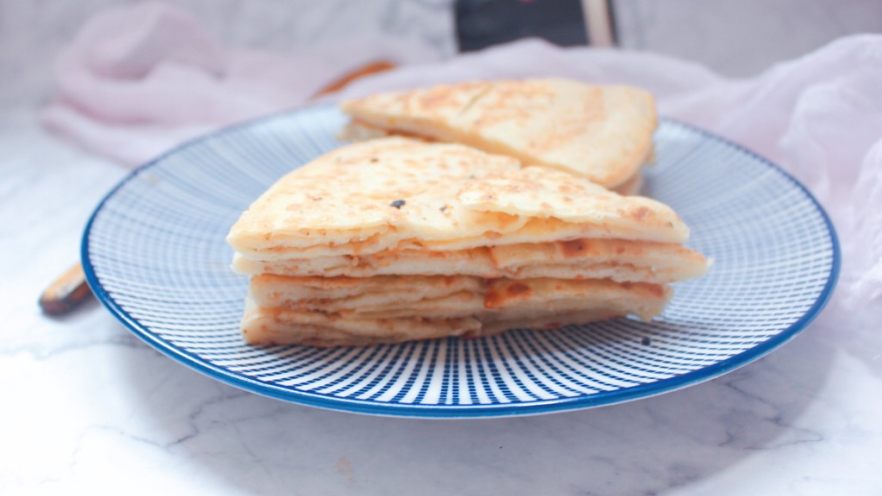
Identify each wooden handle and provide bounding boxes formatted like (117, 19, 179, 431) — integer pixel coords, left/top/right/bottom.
(311, 60, 396, 98)
(39, 263, 93, 316)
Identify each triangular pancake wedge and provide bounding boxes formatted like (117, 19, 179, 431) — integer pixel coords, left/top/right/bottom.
(341, 78, 656, 188)
(227, 137, 690, 259)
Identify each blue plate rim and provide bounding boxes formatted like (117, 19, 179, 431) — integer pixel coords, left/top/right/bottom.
(80, 104, 841, 419)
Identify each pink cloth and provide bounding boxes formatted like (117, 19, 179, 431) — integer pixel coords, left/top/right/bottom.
(43, 3, 882, 342)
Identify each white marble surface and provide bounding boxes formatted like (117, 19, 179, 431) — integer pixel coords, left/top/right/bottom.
(2, 107, 882, 495)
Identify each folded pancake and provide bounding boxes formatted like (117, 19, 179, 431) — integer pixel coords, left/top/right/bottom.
(233, 247, 498, 278)
(350, 291, 484, 320)
(234, 238, 708, 284)
(243, 278, 670, 346)
(489, 239, 707, 282)
(482, 278, 669, 321)
(250, 274, 480, 305)
(250, 274, 485, 318)
(226, 138, 689, 260)
(242, 298, 482, 347)
(340, 79, 656, 189)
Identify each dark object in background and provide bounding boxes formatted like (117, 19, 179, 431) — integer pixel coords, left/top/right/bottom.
(455, 0, 617, 52)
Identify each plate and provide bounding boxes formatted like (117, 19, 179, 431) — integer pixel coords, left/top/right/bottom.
(82, 105, 839, 418)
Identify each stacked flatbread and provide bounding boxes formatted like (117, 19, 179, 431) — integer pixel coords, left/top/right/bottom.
(228, 137, 708, 347)
(341, 78, 656, 194)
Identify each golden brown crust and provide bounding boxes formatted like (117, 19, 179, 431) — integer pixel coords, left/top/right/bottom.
(226, 138, 690, 259)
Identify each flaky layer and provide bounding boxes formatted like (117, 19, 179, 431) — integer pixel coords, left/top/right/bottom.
(241, 277, 671, 346)
(241, 298, 482, 346)
(252, 275, 486, 319)
(235, 238, 708, 284)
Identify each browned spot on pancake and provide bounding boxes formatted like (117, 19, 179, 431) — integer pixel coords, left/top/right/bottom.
(484, 282, 531, 309)
(417, 89, 463, 112)
(484, 291, 502, 309)
(507, 282, 530, 296)
(615, 246, 626, 255)
(631, 206, 651, 221)
(561, 239, 586, 257)
(645, 284, 665, 298)
(544, 322, 562, 329)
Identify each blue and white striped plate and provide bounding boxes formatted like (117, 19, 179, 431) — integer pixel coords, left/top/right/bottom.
(82, 105, 839, 418)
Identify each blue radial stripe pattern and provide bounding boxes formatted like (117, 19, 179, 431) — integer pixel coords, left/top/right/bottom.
(82, 105, 839, 418)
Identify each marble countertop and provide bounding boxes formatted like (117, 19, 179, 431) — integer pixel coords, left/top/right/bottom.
(3, 107, 881, 495)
